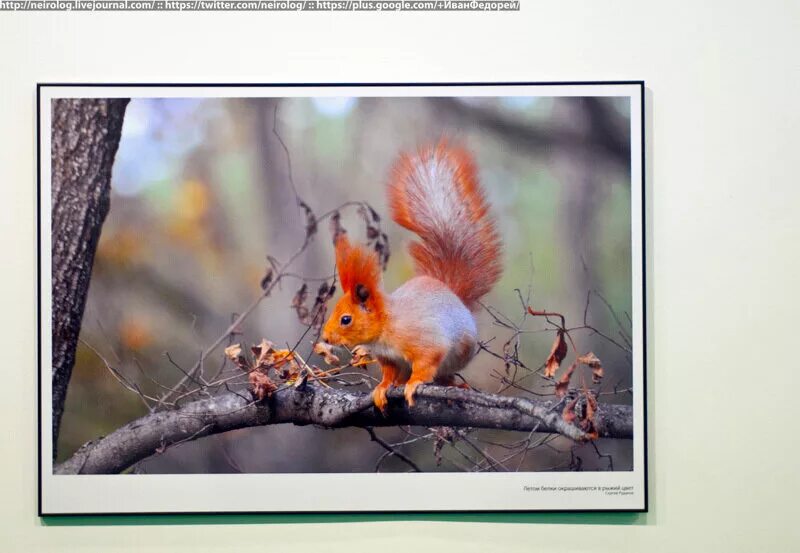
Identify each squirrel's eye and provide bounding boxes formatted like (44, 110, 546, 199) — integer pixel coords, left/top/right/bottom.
(340, 315, 352, 326)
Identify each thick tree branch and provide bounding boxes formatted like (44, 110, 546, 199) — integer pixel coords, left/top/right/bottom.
(55, 384, 632, 475)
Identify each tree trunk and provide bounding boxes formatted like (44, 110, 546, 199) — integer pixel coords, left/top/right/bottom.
(50, 98, 129, 458)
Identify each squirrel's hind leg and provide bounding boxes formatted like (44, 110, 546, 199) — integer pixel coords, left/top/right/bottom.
(373, 361, 400, 413)
(404, 352, 444, 407)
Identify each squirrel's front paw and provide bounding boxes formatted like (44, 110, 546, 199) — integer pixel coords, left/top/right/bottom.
(372, 385, 389, 414)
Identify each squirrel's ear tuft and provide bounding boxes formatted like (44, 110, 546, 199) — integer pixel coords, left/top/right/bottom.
(334, 235, 381, 301)
(355, 283, 370, 303)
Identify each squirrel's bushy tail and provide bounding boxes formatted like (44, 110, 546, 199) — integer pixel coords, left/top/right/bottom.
(387, 140, 502, 310)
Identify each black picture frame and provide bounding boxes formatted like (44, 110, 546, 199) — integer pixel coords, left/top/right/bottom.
(38, 81, 647, 517)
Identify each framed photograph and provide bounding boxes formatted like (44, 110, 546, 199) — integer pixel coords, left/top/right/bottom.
(38, 82, 646, 515)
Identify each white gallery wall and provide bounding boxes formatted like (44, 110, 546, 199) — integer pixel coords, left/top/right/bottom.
(1, 1, 798, 551)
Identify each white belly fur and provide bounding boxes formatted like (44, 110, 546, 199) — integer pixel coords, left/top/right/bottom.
(368, 276, 479, 378)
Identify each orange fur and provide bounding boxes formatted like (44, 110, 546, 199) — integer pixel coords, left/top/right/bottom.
(388, 140, 502, 310)
(321, 235, 387, 347)
(403, 352, 443, 407)
(334, 234, 381, 300)
(321, 141, 502, 411)
(372, 361, 399, 412)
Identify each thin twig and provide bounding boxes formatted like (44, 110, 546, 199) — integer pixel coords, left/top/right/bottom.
(364, 427, 421, 472)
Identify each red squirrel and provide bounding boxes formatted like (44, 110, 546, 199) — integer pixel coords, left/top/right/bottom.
(321, 140, 502, 411)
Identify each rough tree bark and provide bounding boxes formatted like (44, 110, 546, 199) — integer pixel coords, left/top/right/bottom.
(50, 98, 129, 458)
(54, 384, 633, 475)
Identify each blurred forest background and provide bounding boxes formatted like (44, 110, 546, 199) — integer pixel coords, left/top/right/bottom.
(58, 94, 633, 473)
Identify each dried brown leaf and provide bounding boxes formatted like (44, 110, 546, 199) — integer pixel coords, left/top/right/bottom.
(299, 200, 317, 238)
(315, 282, 331, 303)
(579, 388, 599, 440)
(301, 282, 336, 329)
(562, 396, 579, 424)
(432, 427, 456, 467)
(260, 268, 274, 291)
(313, 342, 340, 366)
(578, 351, 604, 383)
(250, 338, 275, 367)
(291, 284, 310, 323)
(375, 234, 390, 269)
(224, 344, 242, 361)
(555, 362, 577, 398)
(277, 362, 300, 381)
(292, 283, 308, 309)
(224, 343, 250, 370)
(269, 348, 296, 369)
(367, 205, 381, 222)
(544, 330, 568, 378)
(249, 371, 277, 400)
(350, 344, 376, 368)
